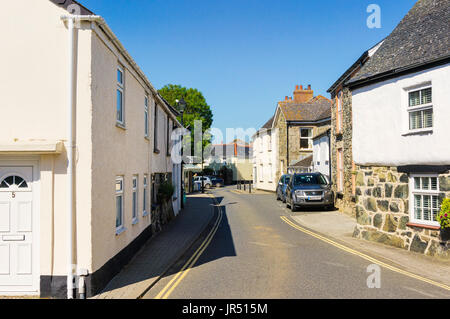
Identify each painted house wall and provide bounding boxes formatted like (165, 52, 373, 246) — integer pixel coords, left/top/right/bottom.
(0, 0, 94, 291)
(313, 134, 330, 180)
(90, 30, 155, 273)
(253, 129, 278, 191)
(352, 63, 450, 166)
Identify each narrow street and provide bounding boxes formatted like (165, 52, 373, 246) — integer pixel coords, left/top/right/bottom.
(144, 186, 450, 299)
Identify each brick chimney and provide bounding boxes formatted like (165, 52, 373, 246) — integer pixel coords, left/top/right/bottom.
(293, 84, 313, 103)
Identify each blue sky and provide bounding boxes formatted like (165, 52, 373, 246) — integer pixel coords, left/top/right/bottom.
(80, 0, 416, 142)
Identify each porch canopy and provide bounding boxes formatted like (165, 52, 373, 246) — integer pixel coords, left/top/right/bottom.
(0, 141, 64, 155)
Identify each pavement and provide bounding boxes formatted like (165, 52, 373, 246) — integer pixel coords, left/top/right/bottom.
(290, 209, 450, 287)
(92, 192, 217, 299)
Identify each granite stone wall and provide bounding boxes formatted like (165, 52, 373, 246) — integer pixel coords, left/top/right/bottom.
(330, 87, 355, 216)
(353, 165, 450, 258)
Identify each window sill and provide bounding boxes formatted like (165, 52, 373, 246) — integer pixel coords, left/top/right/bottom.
(144, 136, 150, 141)
(116, 122, 127, 130)
(406, 222, 440, 230)
(154, 148, 160, 154)
(115, 226, 126, 236)
(402, 129, 433, 136)
(143, 211, 150, 217)
(132, 218, 139, 225)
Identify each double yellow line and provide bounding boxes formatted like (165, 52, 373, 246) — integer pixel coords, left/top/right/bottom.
(154, 196, 223, 299)
(280, 215, 450, 291)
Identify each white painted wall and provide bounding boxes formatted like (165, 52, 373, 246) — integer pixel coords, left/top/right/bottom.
(252, 128, 278, 191)
(313, 134, 330, 179)
(352, 63, 450, 166)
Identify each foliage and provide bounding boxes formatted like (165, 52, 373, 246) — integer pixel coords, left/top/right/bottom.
(437, 198, 450, 229)
(159, 84, 214, 155)
(157, 180, 175, 203)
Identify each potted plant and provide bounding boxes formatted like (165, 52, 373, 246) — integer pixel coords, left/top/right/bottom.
(437, 198, 450, 242)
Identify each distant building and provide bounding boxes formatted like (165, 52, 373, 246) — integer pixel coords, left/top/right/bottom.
(272, 85, 331, 181)
(252, 117, 278, 191)
(205, 140, 253, 182)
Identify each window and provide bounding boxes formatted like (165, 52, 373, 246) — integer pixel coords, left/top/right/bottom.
(410, 174, 440, 226)
(117, 67, 125, 126)
(300, 128, 312, 150)
(154, 103, 159, 153)
(166, 116, 171, 156)
(267, 131, 272, 152)
(144, 96, 149, 138)
(337, 91, 343, 133)
(268, 163, 273, 182)
(408, 87, 432, 131)
(116, 177, 125, 234)
(0, 175, 28, 189)
(143, 175, 149, 217)
(132, 175, 138, 224)
(337, 149, 344, 192)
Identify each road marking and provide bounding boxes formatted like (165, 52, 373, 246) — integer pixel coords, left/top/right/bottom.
(280, 215, 450, 292)
(154, 195, 223, 299)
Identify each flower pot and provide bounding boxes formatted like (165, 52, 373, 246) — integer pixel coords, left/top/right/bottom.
(440, 228, 450, 242)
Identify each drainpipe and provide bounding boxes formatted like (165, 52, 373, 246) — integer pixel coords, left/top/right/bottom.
(66, 16, 76, 300)
(286, 122, 289, 174)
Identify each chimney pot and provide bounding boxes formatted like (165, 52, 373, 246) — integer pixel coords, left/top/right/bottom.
(308, 84, 311, 90)
(300, 85, 303, 90)
(296, 85, 299, 90)
(285, 96, 288, 100)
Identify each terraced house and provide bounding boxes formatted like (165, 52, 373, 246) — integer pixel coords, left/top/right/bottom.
(327, 40, 384, 216)
(0, 0, 182, 298)
(272, 85, 331, 182)
(348, 0, 450, 257)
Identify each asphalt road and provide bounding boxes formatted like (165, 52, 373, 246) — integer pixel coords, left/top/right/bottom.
(144, 186, 450, 299)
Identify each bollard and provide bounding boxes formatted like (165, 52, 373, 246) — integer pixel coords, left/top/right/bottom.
(244, 181, 246, 191)
(249, 181, 252, 193)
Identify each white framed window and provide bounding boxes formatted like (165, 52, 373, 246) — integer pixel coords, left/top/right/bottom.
(143, 175, 149, 217)
(132, 175, 139, 224)
(407, 86, 432, 131)
(300, 128, 313, 150)
(117, 66, 125, 126)
(337, 91, 343, 133)
(144, 96, 149, 138)
(267, 131, 272, 152)
(116, 176, 125, 234)
(337, 148, 344, 192)
(409, 174, 440, 227)
(268, 163, 273, 182)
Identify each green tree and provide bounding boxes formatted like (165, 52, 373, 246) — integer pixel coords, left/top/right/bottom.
(158, 84, 213, 133)
(159, 84, 214, 157)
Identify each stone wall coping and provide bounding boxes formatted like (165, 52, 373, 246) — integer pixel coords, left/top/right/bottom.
(406, 222, 440, 231)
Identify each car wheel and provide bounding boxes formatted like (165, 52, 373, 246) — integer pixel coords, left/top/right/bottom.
(286, 197, 290, 209)
(291, 198, 297, 212)
(205, 184, 211, 189)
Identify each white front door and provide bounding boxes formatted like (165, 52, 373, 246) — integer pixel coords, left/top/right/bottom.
(0, 166, 38, 294)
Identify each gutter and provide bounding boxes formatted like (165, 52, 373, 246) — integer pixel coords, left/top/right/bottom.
(346, 55, 450, 90)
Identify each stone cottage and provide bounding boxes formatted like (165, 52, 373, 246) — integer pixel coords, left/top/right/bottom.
(272, 85, 331, 183)
(347, 0, 450, 257)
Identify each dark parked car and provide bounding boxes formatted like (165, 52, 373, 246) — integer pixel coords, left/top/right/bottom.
(285, 173, 334, 212)
(276, 174, 291, 203)
(210, 176, 224, 187)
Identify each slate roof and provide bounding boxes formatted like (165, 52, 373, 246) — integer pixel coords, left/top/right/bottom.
(290, 155, 313, 168)
(49, 0, 94, 15)
(279, 96, 331, 122)
(261, 116, 274, 129)
(348, 0, 450, 86)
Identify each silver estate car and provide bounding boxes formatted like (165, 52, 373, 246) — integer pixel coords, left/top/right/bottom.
(285, 173, 334, 212)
